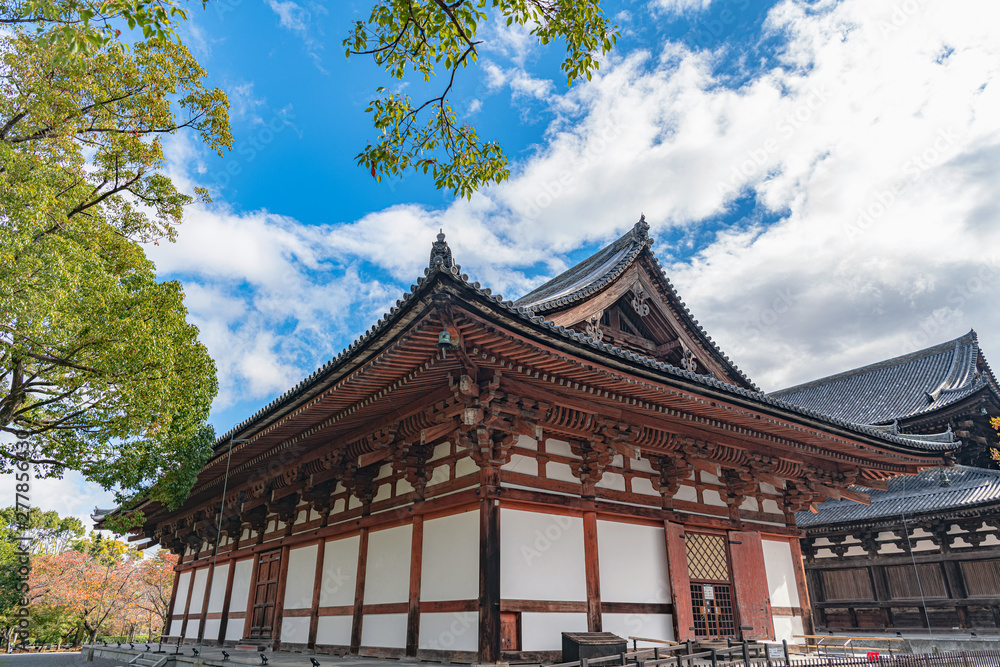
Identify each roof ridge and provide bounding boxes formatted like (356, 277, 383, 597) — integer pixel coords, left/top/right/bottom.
(772, 329, 979, 397)
(212, 232, 960, 456)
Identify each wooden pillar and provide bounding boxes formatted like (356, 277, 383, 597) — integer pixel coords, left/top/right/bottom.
(308, 540, 327, 649)
(583, 511, 602, 632)
(271, 545, 292, 649)
(197, 564, 215, 642)
(788, 538, 814, 635)
(871, 564, 893, 630)
(217, 558, 238, 644)
(665, 521, 694, 641)
(406, 515, 424, 657)
(479, 467, 502, 664)
(350, 528, 370, 654)
(242, 552, 262, 640)
(942, 559, 969, 628)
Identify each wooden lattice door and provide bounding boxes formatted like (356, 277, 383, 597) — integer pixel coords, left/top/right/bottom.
(685, 532, 736, 640)
(249, 549, 282, 639)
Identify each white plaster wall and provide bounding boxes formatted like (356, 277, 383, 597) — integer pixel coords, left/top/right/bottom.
(500, 509, 586, 601)
(503, 454, 539, 476)
(207, 564, 229, 613)
(374, 483, 392, 502)
(521, 612, 588, 651)
(673, 486, 697, 503)
(456, 457, 479, 478)
(418, 612, 479, 652)
(397, 478, 414, 495)
(631, 477, 658, 496)
(280, 617, 311, 645)
(184, 619, 200, 639)
(878, 542, 905, 555)
(762, 539, 800, 608)
(429, 442, 451, 461)
(173, 571, 192, 615)
(168, 620, 182, 636)
(315, 616, 353, 646)
(772, 616, 804, 644)
(602, 613, 674, 644)
(422, 510, 479, 601)
(596, 471, 626, 491)
(202, 619, 221, 643)
(597, 521, 670, 603)
(761, 499, 781, 514)
(284, 544, 319, 609)
(229, 558, 254, 618)
(225, 615, 244, 641)
(545, 439, 578, 458)
(188, 568, 209, 615)
(361, 613, 407, 649)
(320, 535, 360, 607)
(364, 524, 412, 604)
(429, 464, 450, 486)
(702, 489, 727, 508)
(547, 461, 578, 483)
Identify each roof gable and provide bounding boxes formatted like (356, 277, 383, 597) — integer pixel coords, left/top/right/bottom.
(515, 217, 756, 390)
(773, 330, 1000, 425)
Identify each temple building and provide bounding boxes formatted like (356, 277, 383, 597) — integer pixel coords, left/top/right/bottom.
(106, 220, 957, 662)
(774, 333, 1000, 634)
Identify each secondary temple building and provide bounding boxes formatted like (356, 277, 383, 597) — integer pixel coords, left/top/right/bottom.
(774, 333, 1000, 634)
(108, 220, 958, 662)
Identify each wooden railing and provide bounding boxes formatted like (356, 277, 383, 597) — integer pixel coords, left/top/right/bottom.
(794, 635, 906, 657)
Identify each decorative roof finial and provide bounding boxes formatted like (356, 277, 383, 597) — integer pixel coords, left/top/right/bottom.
(633, 214, 649, 242)
(429, 229, 453, 268)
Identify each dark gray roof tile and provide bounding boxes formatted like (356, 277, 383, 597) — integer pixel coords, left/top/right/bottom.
(773, 331, 995, 424)
(797, 465, 1000, 527)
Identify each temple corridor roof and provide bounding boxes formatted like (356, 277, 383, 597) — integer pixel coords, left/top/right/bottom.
(772, 330, 1000, 425)
(797, 465, 1000, 528)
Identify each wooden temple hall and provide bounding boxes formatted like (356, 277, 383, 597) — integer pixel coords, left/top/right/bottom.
(107, 219, 962, 662)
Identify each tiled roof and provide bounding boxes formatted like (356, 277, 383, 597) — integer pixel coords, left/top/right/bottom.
(514, 218, 757, 390)
(772, 331, 998, 424)
(211, 233, 959, 459)
(797, 465, 1000, 528)
(514, 222, 649, 312)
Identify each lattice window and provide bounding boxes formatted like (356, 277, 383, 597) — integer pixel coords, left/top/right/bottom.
(820, 568, 873, 601)
(962, 560, 1000, 597)
(686, 532, 729, 581)
(690, 582, 735, 638)
(887, 564, 948, 599)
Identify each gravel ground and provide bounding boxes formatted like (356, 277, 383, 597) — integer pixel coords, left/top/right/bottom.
(0, 653, 124, 667)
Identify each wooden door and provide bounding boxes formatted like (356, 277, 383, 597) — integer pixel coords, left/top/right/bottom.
(500, 612, 521, 651)
(665, 522, 694, 641)
(729, 532, 774, 640)
(249, 549, 282, 639)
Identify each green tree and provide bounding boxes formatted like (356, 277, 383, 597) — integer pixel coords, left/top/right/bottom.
(6, 0, 616, 199)
(0, 7, 230, 521)
(346, 0, 617, 197)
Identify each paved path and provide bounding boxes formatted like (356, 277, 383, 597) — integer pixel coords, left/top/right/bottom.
(0, 653, 121, 667)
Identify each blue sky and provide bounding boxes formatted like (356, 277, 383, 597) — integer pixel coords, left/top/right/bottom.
(28, 0, 1000, 527)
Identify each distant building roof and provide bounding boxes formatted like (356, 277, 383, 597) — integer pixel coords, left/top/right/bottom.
(797, 465, 1000, 528)
(772, 330, 999, 425)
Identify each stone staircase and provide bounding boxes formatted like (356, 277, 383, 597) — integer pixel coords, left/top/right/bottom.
(126, 652, 168, 667)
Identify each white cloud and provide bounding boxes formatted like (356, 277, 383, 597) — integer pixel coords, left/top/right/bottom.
(650, 0, 714, 14)
(162, 0, 1000, 408)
